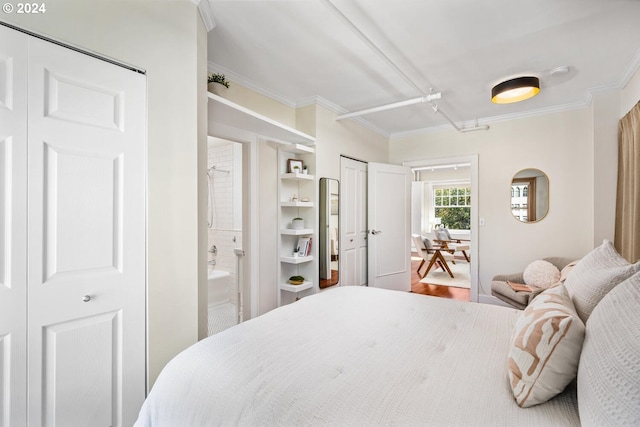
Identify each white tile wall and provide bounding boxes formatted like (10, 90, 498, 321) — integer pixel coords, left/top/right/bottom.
(207, 140, 242, 300)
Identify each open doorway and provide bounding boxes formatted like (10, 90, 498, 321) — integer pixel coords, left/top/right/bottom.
(404, 155, 479, 302)
(207, 137, 243, 335)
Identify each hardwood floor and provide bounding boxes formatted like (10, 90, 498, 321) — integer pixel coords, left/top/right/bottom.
(410, 257, 470, 301)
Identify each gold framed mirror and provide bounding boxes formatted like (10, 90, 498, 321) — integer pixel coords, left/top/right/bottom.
(511, 168, 549, 223)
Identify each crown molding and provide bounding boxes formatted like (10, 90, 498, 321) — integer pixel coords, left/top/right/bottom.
(193, 0, 216, 32)
(389, 100, 590, 139)
(298, 96, 391, 138)
(208, 53, 640, 140)
(208, 61, 297, 108)
(617, 47, 640, 89)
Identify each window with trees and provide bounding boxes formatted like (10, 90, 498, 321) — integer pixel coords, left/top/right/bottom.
(434, 186, 471, 230)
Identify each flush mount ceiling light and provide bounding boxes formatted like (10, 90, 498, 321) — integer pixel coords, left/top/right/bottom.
(491, 76, 540, 104)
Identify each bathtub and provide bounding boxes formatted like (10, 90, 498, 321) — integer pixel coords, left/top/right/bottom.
(208, 269, 232, 306)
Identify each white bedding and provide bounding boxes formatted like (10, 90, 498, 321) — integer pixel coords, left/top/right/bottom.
(135, 287, 579, 426)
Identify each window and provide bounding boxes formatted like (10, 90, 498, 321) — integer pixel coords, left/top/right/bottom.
(434, 186, 471, 230)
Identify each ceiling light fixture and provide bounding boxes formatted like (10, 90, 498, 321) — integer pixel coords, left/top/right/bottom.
(491, 76, 540, 104)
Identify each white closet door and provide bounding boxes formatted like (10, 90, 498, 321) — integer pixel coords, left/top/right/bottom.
(0, 26, 28, 427)
(27, 38, 146, 426)
(340, 157, 368, 286)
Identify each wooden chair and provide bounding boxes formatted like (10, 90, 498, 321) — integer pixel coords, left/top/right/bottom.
(411, 234, 455, 278)
(434, 228, 470, 262)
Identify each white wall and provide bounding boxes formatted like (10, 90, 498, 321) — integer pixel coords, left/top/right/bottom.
(4, 1, 208, 387)
(253, 103, 388, 314)
(390, 109, 594, 295)
(314, 105, 389, 180)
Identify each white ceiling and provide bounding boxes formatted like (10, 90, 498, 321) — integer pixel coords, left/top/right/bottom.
(206, 0, 640, 137)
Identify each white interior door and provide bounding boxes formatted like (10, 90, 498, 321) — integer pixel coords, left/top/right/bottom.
(340, 157, 368, 286)
(367, 162, 411, 291)
(0, 25, 28, 426)
(26, 37, 146, 426)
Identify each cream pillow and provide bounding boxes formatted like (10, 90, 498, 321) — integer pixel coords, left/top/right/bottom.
(563, 239, 640, 323)
(559, 260, 579, 283)
(507, 285, 585, 408)
(523, 260, 561, 289)
(577, 272, 640, 426)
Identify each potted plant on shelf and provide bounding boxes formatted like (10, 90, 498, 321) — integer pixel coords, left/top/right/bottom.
(207, 73, 230, 96)
(292, 217, 304, 229)
(289, 275, 305, 285)
(302, 165, 308, 175)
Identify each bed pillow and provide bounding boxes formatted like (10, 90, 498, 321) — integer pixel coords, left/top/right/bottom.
(559, 260, 579, 283)
(563, 239, 640, 323)
(577, 272, 640, 426)
(507, 284, 585, 408)
(523, 260, 561, 289)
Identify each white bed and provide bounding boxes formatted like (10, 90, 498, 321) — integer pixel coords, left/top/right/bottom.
(135, 287, 580, 426)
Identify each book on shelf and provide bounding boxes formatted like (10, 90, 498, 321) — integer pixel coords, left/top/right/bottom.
(296, 237, 312, 257)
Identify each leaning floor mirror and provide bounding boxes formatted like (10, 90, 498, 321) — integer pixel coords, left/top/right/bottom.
(319, 178, 339, 288)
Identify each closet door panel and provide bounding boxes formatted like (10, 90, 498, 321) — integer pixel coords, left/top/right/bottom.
(41, 144, 121, 280)
(27, 37, 146, 427)
(0, 25, 28, 427)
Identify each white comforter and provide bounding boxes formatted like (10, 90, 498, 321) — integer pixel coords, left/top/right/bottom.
(135, 287, 579, 426)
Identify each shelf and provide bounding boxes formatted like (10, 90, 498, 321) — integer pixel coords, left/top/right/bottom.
(280, 144, 315, 155)
(281, 173, 315, 181)
(208, 93, 315, 145)
(280, 281, 314, 293)
(280, 255, 314, 264)
(280, 201, 314, 208)
(281, 228, 314, 235)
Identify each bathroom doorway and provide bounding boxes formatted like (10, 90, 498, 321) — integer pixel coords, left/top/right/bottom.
(207, 137, 244, 335)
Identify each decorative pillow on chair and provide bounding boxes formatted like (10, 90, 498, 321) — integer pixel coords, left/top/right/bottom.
(563, 239, 640, 323)
(507, 284, 585, 408)
(523, 260, 561, 289)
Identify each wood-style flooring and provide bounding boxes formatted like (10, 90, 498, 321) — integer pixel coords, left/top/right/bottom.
(410, 257, 470, 301)
(323, 258, 470, 301)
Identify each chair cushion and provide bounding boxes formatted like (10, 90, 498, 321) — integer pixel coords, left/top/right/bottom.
(491, 280, 530, 309)
(577, 272, 640, 426)
(563, 239, 640, 323)
(422, 237, 433, 249)
(507, 285, 585, 408)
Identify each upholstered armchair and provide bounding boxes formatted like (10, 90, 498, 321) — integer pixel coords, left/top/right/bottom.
(491, 257, 575, 309)
(433, 228, 470, 262)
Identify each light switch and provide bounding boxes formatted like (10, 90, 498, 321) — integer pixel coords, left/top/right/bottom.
(479, 217, 486, 227)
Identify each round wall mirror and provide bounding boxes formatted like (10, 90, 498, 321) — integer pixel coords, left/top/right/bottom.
(511, 168, 549, 223)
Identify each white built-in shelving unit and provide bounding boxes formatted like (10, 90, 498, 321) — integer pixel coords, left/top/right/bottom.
(207, 92, 317, 309)
(277, 144, 318, 306)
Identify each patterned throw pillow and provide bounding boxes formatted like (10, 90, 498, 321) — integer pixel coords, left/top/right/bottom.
(563, 239, 640, 323)
(507, 285, 585, 408)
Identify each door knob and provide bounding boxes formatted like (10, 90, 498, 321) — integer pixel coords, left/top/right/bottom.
(370, 229, 382, 235)
(82, 295, 92, 302)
